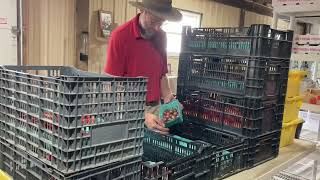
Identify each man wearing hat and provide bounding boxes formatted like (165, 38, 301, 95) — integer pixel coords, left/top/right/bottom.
(104, 0, 182, 134)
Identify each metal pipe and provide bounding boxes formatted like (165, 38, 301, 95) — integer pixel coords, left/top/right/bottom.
(289, 16, 296, 32)
(312, 160, 318, 180)
(239, 9, 245, 28)
(272, 12, 279, 29)
(15, 0, 23, 66)
(306, 24, 312, 34)
(19, 0, 23, 65)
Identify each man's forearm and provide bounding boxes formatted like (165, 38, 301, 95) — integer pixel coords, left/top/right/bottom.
(161, 75, 172, 100)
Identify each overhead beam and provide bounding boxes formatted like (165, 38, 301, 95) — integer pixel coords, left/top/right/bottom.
(212, 0, 273, 17)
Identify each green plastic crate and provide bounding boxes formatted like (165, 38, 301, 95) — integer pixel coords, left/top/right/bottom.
(159, 100, 183, 128)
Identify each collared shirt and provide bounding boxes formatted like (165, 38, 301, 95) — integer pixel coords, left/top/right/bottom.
(105, 14, 168, 103)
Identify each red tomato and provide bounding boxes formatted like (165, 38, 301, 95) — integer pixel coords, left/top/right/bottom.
(310, 97, 317, 104)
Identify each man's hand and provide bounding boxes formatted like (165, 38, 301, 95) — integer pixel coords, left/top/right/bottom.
(145, 113, 169, 135)
(163, 93, 175, 104)
(161, 75, 175, 104)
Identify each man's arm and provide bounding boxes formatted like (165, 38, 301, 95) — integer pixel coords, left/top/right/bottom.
(161, 75, 175, 103)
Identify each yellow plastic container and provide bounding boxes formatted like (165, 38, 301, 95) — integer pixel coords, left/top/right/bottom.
(283, 96, 303, 123)
(280, 118, 304, 148)
(286, 70, 306, 98)
(0, 170, 12, 180)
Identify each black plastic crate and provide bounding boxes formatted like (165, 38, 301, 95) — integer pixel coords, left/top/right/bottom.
(0, 140, 142, 180)
(177, 89, 281, 137)
(244, 130, 280, 168)
(279, 60, 290, 99)
(171, 121, 247, 180)
(181, 24, 293, 59)
(178, 53, 285, 100)
(142, 129, 213, 180)
(276, 103, 285, 128)
(0, 66, 147, 174)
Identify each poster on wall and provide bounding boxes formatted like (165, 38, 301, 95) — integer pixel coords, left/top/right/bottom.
(0, 17, 8, 28)
(98, 10, 113, 38)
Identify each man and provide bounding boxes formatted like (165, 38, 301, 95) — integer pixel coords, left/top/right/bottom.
(104, 0, 182, 135)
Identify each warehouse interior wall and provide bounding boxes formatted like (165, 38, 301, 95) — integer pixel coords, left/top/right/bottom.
(87, 0, 138, 73)
(23, 0, 76, 67)
(88, 0, 241, 74)
(23, 0, 301, 75)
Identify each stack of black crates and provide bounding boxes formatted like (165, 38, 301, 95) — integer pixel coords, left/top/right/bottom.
(177, 24, 293, 170)
(141, 24, 293, 180)
(0, 66, 147, 180)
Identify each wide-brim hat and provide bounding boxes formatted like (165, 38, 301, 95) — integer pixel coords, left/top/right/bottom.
(129, 0, 182, 22)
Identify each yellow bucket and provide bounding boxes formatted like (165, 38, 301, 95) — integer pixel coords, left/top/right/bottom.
(286, 70, 306, 98)
(0, 170, 12, 180)
(280, 118, 304, 148)
(283, 96, 303, 123)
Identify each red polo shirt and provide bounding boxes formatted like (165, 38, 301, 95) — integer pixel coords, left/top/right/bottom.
(105, 14, 168, 103)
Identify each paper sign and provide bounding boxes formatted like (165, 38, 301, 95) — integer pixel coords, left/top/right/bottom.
(0, 17, 8, 24)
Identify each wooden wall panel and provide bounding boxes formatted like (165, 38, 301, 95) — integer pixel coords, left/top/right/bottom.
(244, 11, 290, 31)
(172, 0, 240, 27)
(88, 0, 142, 73)
(24, 0, 76, 67)
(88, 0, 119, 73)
(244, 11, 272, 27)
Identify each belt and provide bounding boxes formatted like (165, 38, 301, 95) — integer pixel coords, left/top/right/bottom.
(146, 101, 159, 106)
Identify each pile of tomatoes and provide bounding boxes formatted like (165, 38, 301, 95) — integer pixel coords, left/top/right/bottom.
(162, 109, 179, 123)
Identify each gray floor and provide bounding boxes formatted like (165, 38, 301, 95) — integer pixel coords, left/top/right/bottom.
(300, 129, 320, 145)
(272, 128, 320, 180)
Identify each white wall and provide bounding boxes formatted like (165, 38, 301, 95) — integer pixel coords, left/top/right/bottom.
(0, 0, 18, 65)
(311, 24, 320, 35)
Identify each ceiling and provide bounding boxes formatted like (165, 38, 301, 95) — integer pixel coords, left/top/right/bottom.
(211, 0, 273, 16)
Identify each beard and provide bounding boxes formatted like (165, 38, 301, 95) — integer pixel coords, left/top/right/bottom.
(141, 29, 156, 39)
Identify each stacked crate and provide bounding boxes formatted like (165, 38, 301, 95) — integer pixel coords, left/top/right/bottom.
(142, 124, 248, 180)
(0, 66, 147, 179)
(177, 24, 294, 168)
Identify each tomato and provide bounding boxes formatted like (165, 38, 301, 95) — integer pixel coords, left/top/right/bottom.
(310, 97, 317, 104)
(173, 111, 178, 116)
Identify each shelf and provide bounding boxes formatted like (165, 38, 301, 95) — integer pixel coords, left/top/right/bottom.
(301, 103, 320, 113)
(273, 1, 320, 18)
(291, 53, 320, 62)
(277, 11, 320, 18)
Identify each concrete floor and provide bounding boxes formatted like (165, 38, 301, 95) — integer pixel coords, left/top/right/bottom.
(225, 140, 315, 180)
(271, 127, 320, 180)
(281, 150, 320, 180)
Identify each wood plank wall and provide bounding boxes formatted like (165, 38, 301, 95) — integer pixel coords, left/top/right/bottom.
(23, 0, 76, 67)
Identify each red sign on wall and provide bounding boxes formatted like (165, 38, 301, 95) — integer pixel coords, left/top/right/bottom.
(0, 17, 8, 24)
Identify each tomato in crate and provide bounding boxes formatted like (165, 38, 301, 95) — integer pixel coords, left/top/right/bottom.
(159, 100, 183, 128)
(179, 89, 280, 136)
